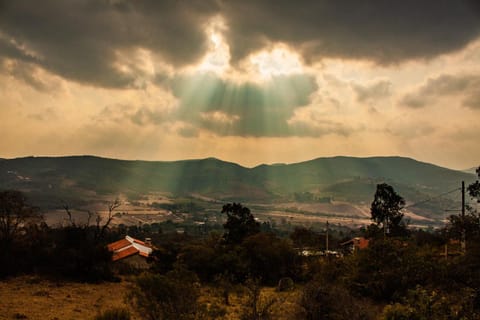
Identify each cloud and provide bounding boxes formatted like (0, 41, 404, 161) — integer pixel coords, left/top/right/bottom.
(352, 80, 391, 103)
(221, 0, 480, 65)
(0, 59, 61, 91)
(167, 72, 319, 137)
(0, 0, 218, 88)
(27, 107, 57, 121)
(2, 1, 479, 90)
(400, 74, 480, 109)
(95, 103, 172, 127)
(130, 106, 167, 126)
(287, 103, 360, 137)
(463, 91, 480, 109)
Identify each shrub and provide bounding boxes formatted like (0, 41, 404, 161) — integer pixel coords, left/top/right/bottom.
(128, 268, 201, 320)
(300, 281, 376, 320)
(380, 286, 478, 320)
(94, 308, 131, 320)
(277, 277, 294, 292)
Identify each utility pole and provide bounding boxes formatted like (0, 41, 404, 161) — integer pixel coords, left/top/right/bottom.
(461, 181, 466, 253)
(325, 220, 329, 252)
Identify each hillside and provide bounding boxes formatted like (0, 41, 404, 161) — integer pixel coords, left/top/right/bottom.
(0, 155, 475, 223)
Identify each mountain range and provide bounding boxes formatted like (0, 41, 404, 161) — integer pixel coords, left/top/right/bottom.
(0, 155, 476, 224)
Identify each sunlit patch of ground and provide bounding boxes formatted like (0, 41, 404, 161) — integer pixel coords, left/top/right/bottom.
(0, 276, 303, 320)
(0, 276, 135, 320)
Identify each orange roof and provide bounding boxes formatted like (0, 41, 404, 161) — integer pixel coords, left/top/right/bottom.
(108, 236, 153, 261)
(132, 238, 147, 246)
(357, 238, 370, 249)
(112, 246, 139, 261)
(107, 238, 131, 251)
(340, 237, 370, 249)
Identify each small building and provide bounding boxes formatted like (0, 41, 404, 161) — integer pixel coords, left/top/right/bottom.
(107, 235, 153, 269)
(341, 237, 370, 253)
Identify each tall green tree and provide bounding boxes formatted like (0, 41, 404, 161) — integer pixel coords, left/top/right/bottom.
(222, 203, 260, 244)
(370, 183, 406, 237)
(467, 166, 480, 202)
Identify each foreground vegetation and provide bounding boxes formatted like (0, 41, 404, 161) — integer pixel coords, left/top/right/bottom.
(0, 168, 479, 319)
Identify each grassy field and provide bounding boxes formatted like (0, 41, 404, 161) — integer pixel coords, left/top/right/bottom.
(0, 276, 302, 320)
(0, 276, 134, 320)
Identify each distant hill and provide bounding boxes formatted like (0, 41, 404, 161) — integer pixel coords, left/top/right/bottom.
(0, 155, 475, 217)
(463, 167, 478, 175)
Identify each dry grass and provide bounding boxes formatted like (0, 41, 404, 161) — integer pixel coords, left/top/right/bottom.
(199, 284, 302, 320)
(0, 276, 136, 320)
(0, 276, 302, 320)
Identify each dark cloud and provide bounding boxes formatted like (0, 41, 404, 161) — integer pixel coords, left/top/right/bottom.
(400, 74, 480, 109)
(3, 0, 478, 89)
(352, 80, 391, 102)
(167, 73, 318, 137)
(0, 0, 218, 88)
(221, 0, 480, 64)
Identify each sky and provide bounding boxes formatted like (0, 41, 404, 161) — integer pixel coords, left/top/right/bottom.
(0, 0, 479, 169)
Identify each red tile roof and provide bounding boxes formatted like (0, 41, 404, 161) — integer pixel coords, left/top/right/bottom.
(112, 246, 139, 261)
(132, 238, 147, 245)
(107, 235, 153, 261)
(139, 251, 149, 258)
(107, 238, 131, 251)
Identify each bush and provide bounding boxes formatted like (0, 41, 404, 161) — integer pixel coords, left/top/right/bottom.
(94, 308, 131, 320)
(347, 239, 440, 301)
(128, 268, 201, 320)
(300, 281, 376, 320)
(380, 286, 478, 320)
(277, 277, 294, 292)
(241, 278, 277, 320)
(241, 232, 298, 285)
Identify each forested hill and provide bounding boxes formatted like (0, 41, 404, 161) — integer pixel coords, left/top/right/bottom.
(0, 155, 475, 210)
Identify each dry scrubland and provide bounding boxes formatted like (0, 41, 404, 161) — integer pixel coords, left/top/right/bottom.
(0, 276, 131, 320)
(0, 276, 301, 320)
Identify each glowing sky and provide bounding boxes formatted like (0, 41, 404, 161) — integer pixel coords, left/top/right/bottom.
(0, 0, 479, 169)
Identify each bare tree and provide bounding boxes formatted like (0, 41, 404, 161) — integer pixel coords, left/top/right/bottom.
(62, 198, 121, 241)
(95, 198, 121, 240)
(0, 190, 37, 244)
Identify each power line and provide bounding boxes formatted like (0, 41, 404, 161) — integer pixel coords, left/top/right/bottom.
(404, 187, 461, 209)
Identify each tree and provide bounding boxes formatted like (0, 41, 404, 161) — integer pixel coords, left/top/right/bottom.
(0, 190, 37, 244)
(370, 183, 406, 237)
(290, 227, 322, 250)
(444, 212, 480, 241)
(467, 166, 480, 203)
(222, 203, 260, 244)
(242, 232, 298, 285)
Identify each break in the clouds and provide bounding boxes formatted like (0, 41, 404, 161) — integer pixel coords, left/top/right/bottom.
(160, 73, 318, 137)
(401, 74, 480, 109)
